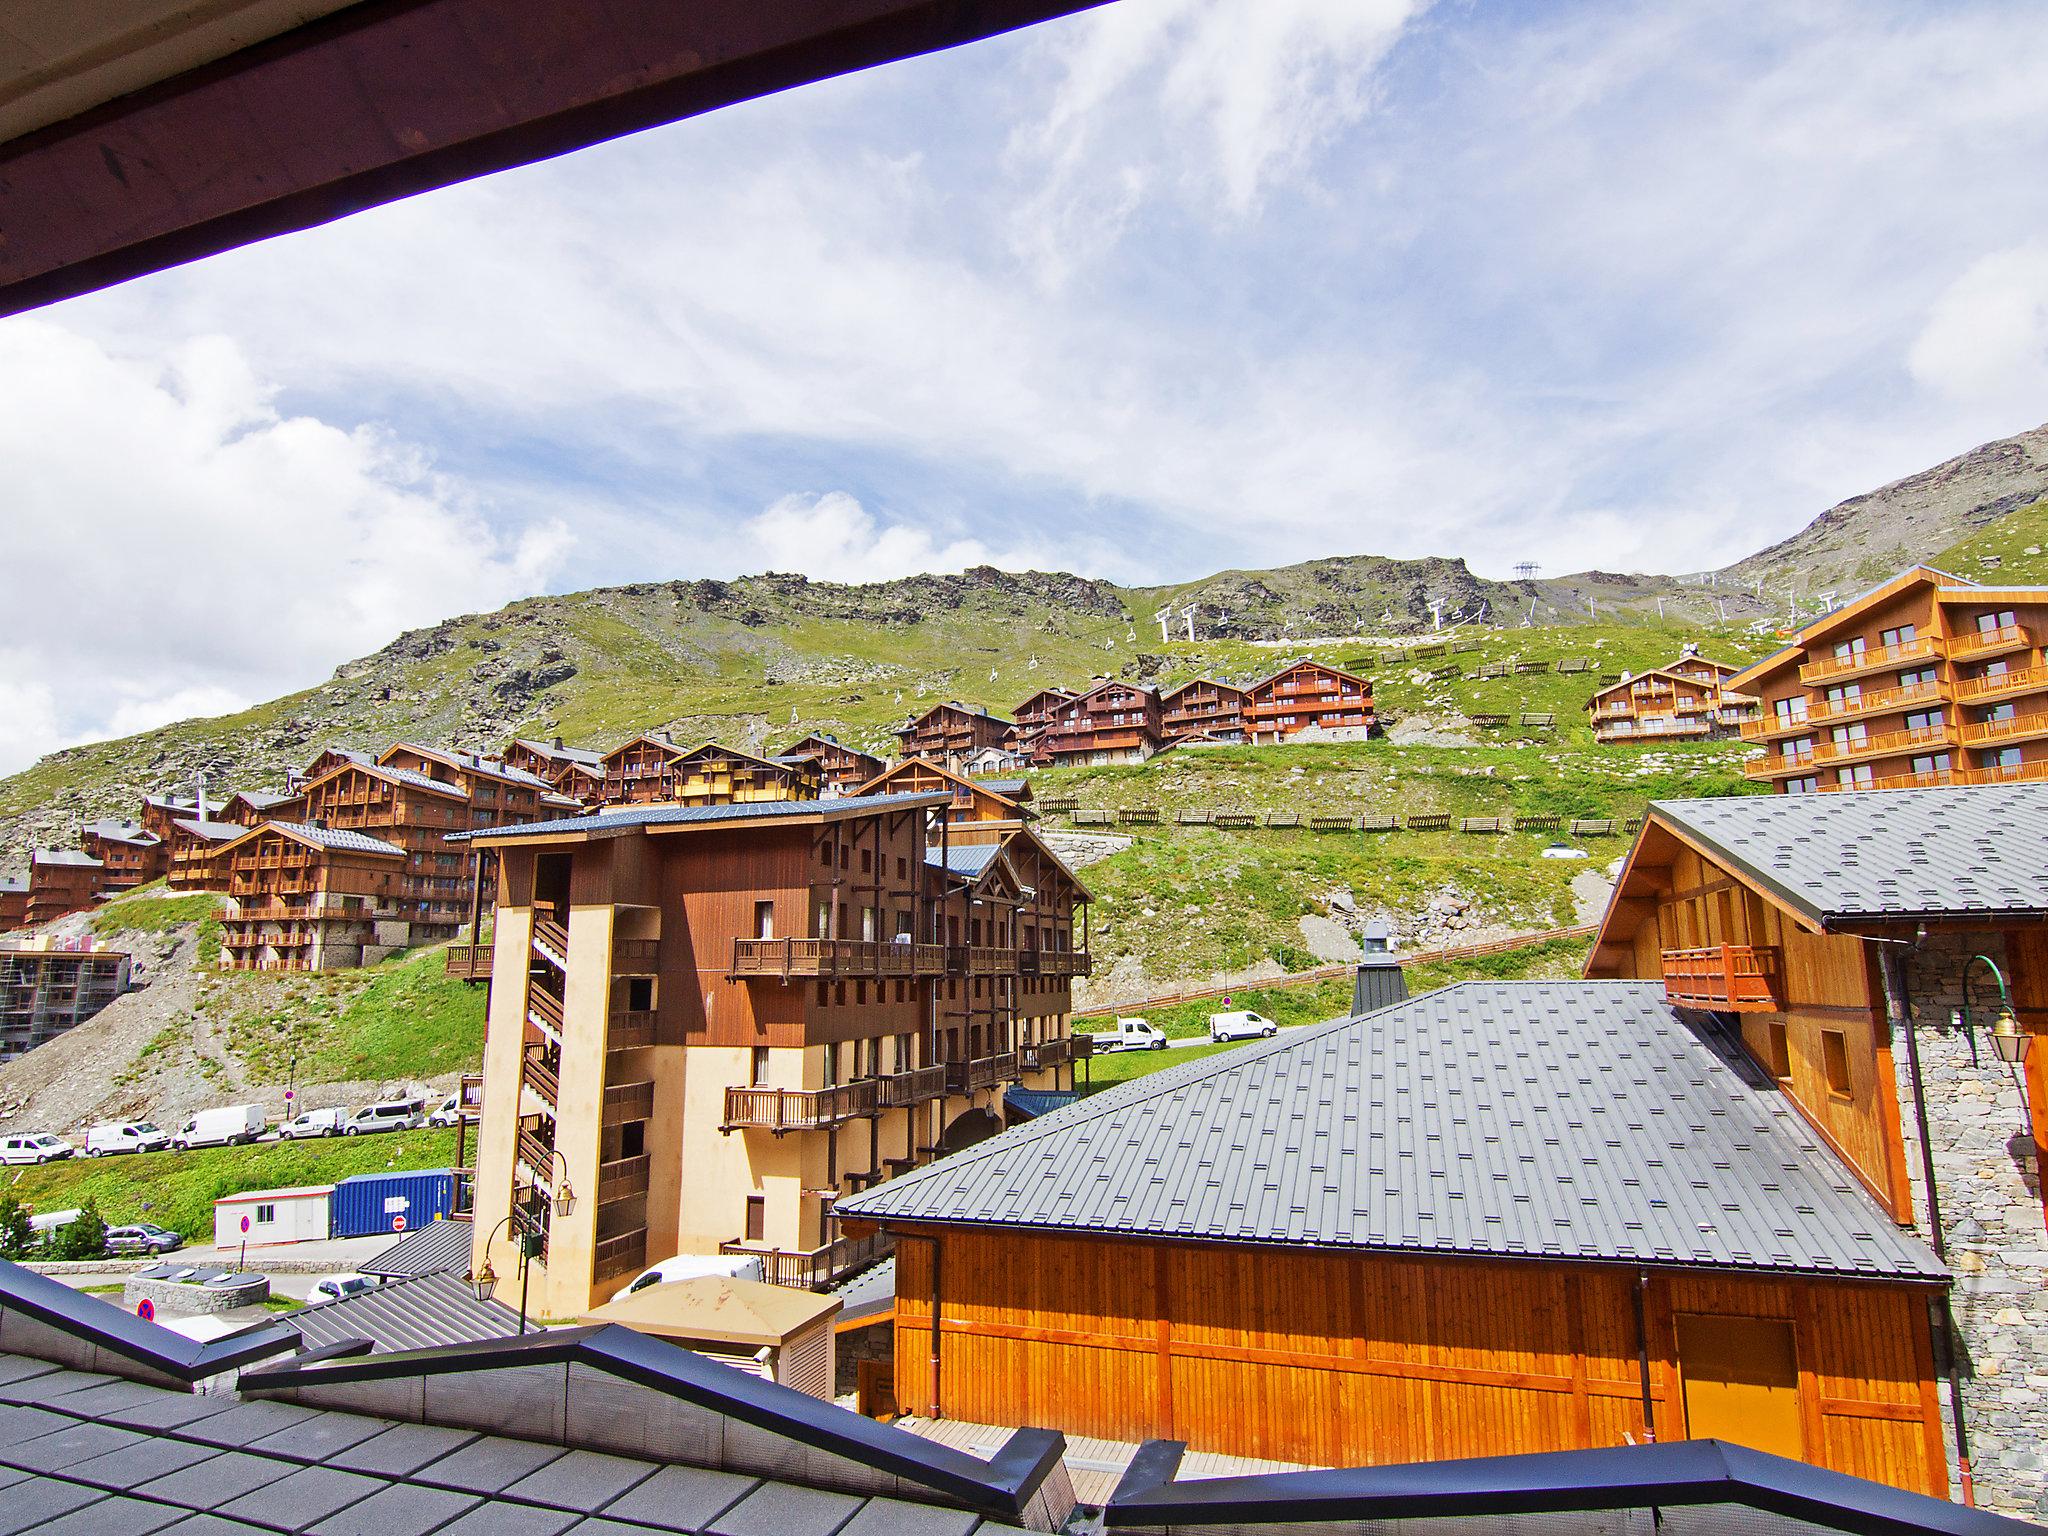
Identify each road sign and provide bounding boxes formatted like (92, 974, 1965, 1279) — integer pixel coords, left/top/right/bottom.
(392, 1215, 407, 1232)
(240, 1215, 251, 1234)
(136, 1299, 154, 1321)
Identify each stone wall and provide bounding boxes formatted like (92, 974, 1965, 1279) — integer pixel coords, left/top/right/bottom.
(1892, 930, 2047, 1517)
(122, 1272, 270, 1316)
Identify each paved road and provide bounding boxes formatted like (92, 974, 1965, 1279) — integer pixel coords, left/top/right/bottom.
(1085, 1016, 1337, 1060)
(44, 1231, 405, 1298)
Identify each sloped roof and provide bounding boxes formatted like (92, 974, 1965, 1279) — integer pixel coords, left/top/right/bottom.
(219, 821, 404, 860)
(512, 737, 606, 768)
(286, 1270, 520, 1354)
(170, 818, 243, 841)
(361, 1218, 474, 1280)
(578, 1275, 839, 1345)
(1647, 785, 2048, 924)
(841, 981, 1944, 1283)
(33, 850, 103, 868)
(926, 843, 1004, 879)
(83, 819, 158, 846)
(452, 790, 947, 843)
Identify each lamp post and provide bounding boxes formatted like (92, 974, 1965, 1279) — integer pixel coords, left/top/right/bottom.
(1962, 954, 2033, 1136)
(468, 1185, 566, 1335)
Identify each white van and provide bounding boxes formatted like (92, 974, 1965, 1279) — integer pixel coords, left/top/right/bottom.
(0, 1132, 75, 1165)
(345, 1097, 425, 1135)
(86, 1121, 169, 1156)
(1209, 1010, 1280, 1043)
(173, 1105, 268, 1149)
(278, 1107, 348, 1139)
(426, 1094, 466, 1128)
(1086, 1017, 1169, 1053)
(622, 1252, 768, 1295)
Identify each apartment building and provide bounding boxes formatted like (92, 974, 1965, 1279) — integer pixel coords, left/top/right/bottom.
(1734, 565, 2048, 793)
(214, 822, 410, 971)
(857, 758, 1032, 841)
(139, 791, 224, 842)
(1008, 688, 1076, 756)
(459, 788, 1090, 1317)
(164, 817, 242, 890)
(0, 943, 131, 1060)
(895, 702, 1013, 770)
(503, 737, 609, 802)
(24, 849, 105, 924)
(0, 878, 25, 929)
(781, 733, 887, 794)
(1160, 677, 1246, 742)
(79, 818, 162, 891)
(1242, 659, 1374, 743)
(1033, 681, 1165, 765)
(599, 736, 822, 807)
(1585, 653, 1757, 745)
(219, 788, 307, 826)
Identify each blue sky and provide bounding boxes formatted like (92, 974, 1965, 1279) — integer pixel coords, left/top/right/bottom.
(3, 0, 2048, 771)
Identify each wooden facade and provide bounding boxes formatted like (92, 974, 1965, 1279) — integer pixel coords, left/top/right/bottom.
(782, 734, 888, 794)
(1034, 681, 1165, 766)
(855, 759, 1030, 844)
(895, 703, 1013, 770)
(1243, 660, 1374, 743)
(465, 796, 1090, 1318)
(80, 819, 162, 891)
(1009, 689, 1077, 755)
(24, 851, 104, 925)
(163, 818, 240, 891)
(599, 736, 822, 807)
(1586, 657, 1758, 745)
(1160, 678, 1246, 742)
(882, 1227, 1947, 1494)
(215, 823, 407, 972)
(219, 789, 307, 827)
(0, 879, 26, 930)
(1735, 566, 2048, 793)
(503, 737, 609, 803)
(139, 792, 224, 842)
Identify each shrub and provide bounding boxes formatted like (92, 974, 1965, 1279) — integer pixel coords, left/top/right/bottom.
(46, 1197, 108, 1261)
(0, 1195, 33, 1259)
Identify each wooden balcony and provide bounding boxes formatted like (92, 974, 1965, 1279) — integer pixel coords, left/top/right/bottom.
(946, 1051, 1020, 1094)
(1808, 723, 1954, 765)
(1949, 623, 2033, 662)
(1960, 710, 2048, 748)
(723, 1079, 879, 1133)
(597, 1153, 650, 1204)
(613, 936, 660, 971)
(1798, 634, 1940, 685)
(527, 984, 565, 1042)
(876, 1065, 947, 1108)
(1807, 679, 1943, 727)
(445, 943, 494, 980)
(1966, 757, 2048, 786)
(516, 1125, 555, 1180)
(1662, 945, 1783, 1012)
(1816, 767, 1961, 792)
(1957, 663, 2048, 703)
(1020, 949, 1091, 977)
(1020, 1037, 1072, 1071)
(593, 1227, 648, 1282)
(1745, 750, 1815, 781)
(608, 1009, 656, 1050)
(728, 937, 946, 979)
(950, 944, 1018, 975)
(603, 1080, 654, 1122)
(1740, 711, 1810, 744)
(719, 1229, 892, 1290)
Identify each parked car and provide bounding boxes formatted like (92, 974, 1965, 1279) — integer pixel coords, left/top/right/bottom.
(172, 1105, 268, 1149)
(1085, 1017, 1168, 1053)
(0, 1133, 74, 1165)
(307, 1273, 380, 1306)
(86, 1120, 169, 1156)
(344, 1097, 426, 1135)
(426, 1094, 467, 1128)
(623, 1252, 767, 1295)
(278, 1107, 349, 1139)
(104, 1222, 184, 1255)
(1209, 1010, 1279, 1043)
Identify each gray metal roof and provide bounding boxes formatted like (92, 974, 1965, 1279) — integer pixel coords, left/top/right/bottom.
(171, 818, 244, 840)
(83, 818, 158, 846)
(1651, 784, 2048, 924)
(840, 981, 1946, 1283)
(232, 789, 300, 809)
(926, 844, 1003, 879)
(513, 737, 607, 767)
(271, 821, 406, 857)
(450, 790, 947, 842)
(32, 849, 103, 867)
(360, 1219, 473, 1280)
(285, 1270, 520, 1354)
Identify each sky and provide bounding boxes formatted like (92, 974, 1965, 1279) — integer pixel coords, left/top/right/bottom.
(5, 0, 2048, 774)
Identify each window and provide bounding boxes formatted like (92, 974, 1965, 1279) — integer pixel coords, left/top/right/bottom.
(1782, 737, 1813, 763)
(821, 1043, 838, 1088)
(1821, 684, 1859, 708)
(754, 901, 775, 939)
(620, 1121, 645, 1158)
(1983, 746, 2023, 770)
(1899, 666, 1937, 689)
(750, 1046, 769, 1087)
(255, 1204, 276, 1224)
(1903, 709, 1945, 734)
(1821, 1030, 1852, 1100)
(1764, 1021, 1791, 1081)
(1837, 765, 1872, 787)
(1909, 754, 1951, 776)
(1831, 723, 1866, 747)
(745, 1196, 766, 1244)
(1832, 637, 1867, 662)
(1978, 608, 2018, 633)
(1878, 624, 1915, 648)
(1773, 696, 1808, 724)
(624, 976, 654, 1012)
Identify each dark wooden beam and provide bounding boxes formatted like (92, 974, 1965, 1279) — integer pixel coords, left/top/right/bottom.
(0, 0, 1110, 317)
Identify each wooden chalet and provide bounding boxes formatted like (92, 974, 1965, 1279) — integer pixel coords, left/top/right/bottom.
(781, 733, 888, 795)
(599, 736, 823, 807)
(219, 788, 308, 826)
(1033, 681, 1165, 766)
(80, 818, 162, 891)
(1586, 652, 1757, 746)
(24, 850, 104, 924)
(1160, 677, 1246, 742)
(1732, 565, 2048, 794)
(1243, 659, 1374, 743)
(895, 702, 1013, 771)
(138, 791, 225, 842)
(839, 981, 1951, 1492)
(503, 737, 609, 802)
(856, 758, 1032, 845)
(299, 747, 374, 782)
(215, 821, 409, 971)
(163, 818, 241, 891)
(960, 743, 1028, 778)
(1009, 688, 1077, 755)
(0, 878, 27, 930)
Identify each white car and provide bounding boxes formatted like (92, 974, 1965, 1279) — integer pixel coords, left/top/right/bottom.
(278, 1107, 349, 1139)
(345, 1098, 425, 1135)
(426, 1094, 466, 1128)
(1209, 1010, 1280, 1043)
(0, 1133, 74, 1165)
(623, 1252, 767, 1294)
(307, 1273, 380, 1306)
(86, 1121, 169, 1156)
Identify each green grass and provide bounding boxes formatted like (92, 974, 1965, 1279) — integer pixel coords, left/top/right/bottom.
(92, 889, 225, 966)
(0, 1130, 460, 1239)
(219, 946, 486, 1085)
(1077, 1037, 1242, 1093)
(1933, 497, 2048, 586)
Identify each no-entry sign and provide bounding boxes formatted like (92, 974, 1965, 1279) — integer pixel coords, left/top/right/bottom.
(392, 1215, 408, 1232)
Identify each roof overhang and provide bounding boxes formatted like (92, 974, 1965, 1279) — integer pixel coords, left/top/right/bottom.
(0, 0, 1113, 317)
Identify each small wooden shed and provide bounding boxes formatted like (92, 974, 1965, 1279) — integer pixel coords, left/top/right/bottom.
(578, 1275, 841, 1398)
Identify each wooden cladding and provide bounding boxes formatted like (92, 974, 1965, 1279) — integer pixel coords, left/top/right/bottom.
(1661, 944, 1784, 1011)
(892, 1229, 1945, 1495)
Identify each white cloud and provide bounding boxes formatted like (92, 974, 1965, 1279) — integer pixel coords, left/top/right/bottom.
(1908, 242, 2048, 418)
(738, 493, 1059, 584)
(0, 321, 570, 774)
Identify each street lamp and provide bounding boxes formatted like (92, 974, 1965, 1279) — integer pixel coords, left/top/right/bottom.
(1963, 954, 2032, 1134)
(469, 1200, 548, 1334)
(547, 1150, 576, 1219)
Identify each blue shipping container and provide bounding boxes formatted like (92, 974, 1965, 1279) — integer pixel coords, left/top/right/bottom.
(329, 1169, 458, 1239)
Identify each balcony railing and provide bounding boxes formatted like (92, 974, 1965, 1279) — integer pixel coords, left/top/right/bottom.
(532, 915, 570, 965)
(594, 1227, 648, 1282)
(728, 937, 946, 979)
(876, 1064, 947, 1108)
(1959, 711, 2048, 748)
(1816, 767, 1961, 792)
(1957, 664, 2048, 702)
(1020, 949, 1091, 977)
(1662, 945, 1783, 1013)
(603, 1080, 654, 1122)
(1809, 723, 1953, 765)
(608, 1010, 656, 1050)
(515, 1125, 555, 1182)
(527, 984, 564, 1040)
(1798, 635, 1940, 685)
(1966, 757, 2048, 785)
(722, 1080, 879, 1133)
(945, 1051, 1020, 1094)
(445, 943, 494, 979)
(1949, 623, 2032, 661)
(522, 1053, 559, 1109)
(950, 944, 1018, 975)
(597, 1154, 650, 1204)
(718, 1229, 892, 1290)
(1020, 1037, 1072, 1071)
(613, 937, 660, 971)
